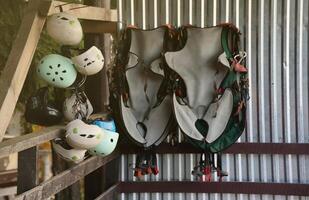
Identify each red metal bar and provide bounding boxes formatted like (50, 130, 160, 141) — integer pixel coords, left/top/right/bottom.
(120, 143, 309, 155)
(119, 181, 309, 196)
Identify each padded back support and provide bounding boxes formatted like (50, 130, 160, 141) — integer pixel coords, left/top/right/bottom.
(165, 27, 228, 116)
(120, 27, 173, 147)
(126, 28, 166, 121)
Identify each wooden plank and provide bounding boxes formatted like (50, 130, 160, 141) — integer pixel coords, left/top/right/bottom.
(84, 0, 119, 198)
(101, 158, 119, 191)
(17, 146, 38, 194)
(120, 142, 309, 155)
(0, 0, 51, 142)
(119, 181, 309, 196)
(0, 169, 17, 187)
(94, 183, 120, 200)
(15, 151, 120, 200)
(85, 168, 104, 200)
(0, 186, 17, 197)
(52, 151, 81, 200)
(84, 0, 112, 197)
(82, 20, 117, 34)
(47, 0, 118, 22)
(101, 0, 112, 107)
(0, 126, 63, 159)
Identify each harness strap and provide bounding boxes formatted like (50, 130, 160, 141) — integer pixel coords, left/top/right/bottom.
(221, 24, 241, 62)
(221, 27, 234, 60)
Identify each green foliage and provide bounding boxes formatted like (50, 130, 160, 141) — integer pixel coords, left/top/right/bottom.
(0, 0, 84, 103)
(0, 0, 24, 72)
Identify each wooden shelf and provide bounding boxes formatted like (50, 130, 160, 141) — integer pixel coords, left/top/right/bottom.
(42, 0, 117, 22)
(0, 0, 118, 142)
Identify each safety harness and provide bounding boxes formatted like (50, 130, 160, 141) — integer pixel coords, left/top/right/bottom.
(112, 25, 177, 178)
(170, 24, 249, 181)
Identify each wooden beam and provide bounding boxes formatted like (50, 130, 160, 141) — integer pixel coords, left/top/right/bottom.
(120, 142, 309, 155)
(0, 186, 17, 197)
(119, 181, 309, 196)
(82, 20, 117, 34)
(17, 146, 38, 194)
(85, 167, 104, 200)
(84, 0, 116, 198)
(52, 151, 81, 200)
(0, 0, 51, 142)
(0, 169, 17, 187)
(15, 151, 120, 200)
(46, 1, 118, 22)
(0, 126, 63, 159)
(94, 183, 120, 200)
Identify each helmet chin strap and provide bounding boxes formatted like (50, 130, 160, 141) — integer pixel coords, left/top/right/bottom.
(66, 74, 87, 90)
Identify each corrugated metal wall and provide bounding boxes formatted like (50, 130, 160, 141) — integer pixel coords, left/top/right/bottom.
(117, 0, 309, 199)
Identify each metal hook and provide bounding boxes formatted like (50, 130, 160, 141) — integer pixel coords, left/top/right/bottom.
(234, 51, 247, 63)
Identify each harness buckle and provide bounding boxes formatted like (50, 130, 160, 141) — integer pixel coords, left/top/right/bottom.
(232, 52, 247, 73)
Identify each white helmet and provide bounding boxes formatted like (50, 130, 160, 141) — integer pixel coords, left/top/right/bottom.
(71, 46, 104, 75)
(65, 119, 103, 149)
(46, 12, 83, 45)
(63, 91, 93, 121)
(52, 138, 87, 163)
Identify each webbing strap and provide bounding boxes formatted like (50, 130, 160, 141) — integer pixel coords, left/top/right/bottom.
(221, 25, 240, 61)
(221, 27, 233, 60)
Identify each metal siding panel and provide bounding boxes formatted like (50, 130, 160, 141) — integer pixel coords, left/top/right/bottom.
(117, 0, 309, 199)
(270, 0, 285, 185)
(129, 0, 135, 26)
(147, 0, 154, 28)
(209, 193, 220, 200)
(283, 0, 297, 185)
(262, 195, 274, 200)
(187, 192, 197, 200)
(249, 194, 262, 200)
(274, 195, 286, 200)
(117, 0, 123, 29)
(223, 153, 235, 181)
(134, 0, 142, 28)
(174, 153, 185, 199)
(162, 153, 172, 199)
(170, 0, 177, 27)
(257, 0, 273, 186)
(297, 0, 309, 188)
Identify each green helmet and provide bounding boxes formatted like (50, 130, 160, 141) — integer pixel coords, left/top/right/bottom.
(88, 129, 119, 157)
(37, 54, 77, 88)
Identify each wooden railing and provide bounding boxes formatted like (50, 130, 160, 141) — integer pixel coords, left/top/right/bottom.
(0, 126, 120, 199)
(0, 0, 119, 197)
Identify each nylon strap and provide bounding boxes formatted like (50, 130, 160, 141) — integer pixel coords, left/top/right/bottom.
(221, 27, 234, 60)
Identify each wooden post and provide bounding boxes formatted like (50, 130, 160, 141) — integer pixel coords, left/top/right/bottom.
(17, 146, 38, 194)
(84, 0, 119, 199)
(52, 150, 81, 200)
(84, 0, 112, 111)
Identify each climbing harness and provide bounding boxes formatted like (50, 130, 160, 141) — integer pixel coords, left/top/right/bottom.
(165, 24, 249, 181)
